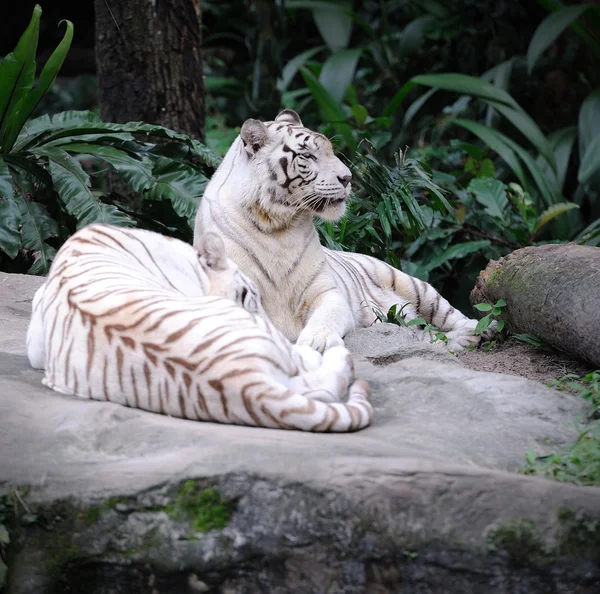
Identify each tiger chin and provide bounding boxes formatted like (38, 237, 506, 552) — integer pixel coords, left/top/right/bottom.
(26, 224, 372, 433)
(194, 109, 498, 354)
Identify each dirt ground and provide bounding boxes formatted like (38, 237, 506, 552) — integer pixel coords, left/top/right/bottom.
(457, 337, 593, 388)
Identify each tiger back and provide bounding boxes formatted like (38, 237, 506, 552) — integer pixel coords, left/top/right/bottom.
(26, 224, 372, 432)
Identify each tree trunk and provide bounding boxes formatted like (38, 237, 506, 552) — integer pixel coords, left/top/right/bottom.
(470, 244, 600, 367)
(94, 0, 204, 141)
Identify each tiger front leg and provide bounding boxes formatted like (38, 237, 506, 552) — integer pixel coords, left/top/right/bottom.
(296, 289, 355, 353)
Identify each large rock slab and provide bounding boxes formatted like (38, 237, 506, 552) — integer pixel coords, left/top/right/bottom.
(1, 271, 600, 593)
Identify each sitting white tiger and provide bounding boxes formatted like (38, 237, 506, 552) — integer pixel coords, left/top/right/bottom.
(194, 109, 497, 353)
(26, 224, 372, 432)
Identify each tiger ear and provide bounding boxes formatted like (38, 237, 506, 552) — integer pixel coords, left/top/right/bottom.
(240, 119, 270, 156)
(275, 109, 303, 127)
(196, 232, 228, 271)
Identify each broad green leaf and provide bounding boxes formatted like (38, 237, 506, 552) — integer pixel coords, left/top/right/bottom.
(286, 1, 353, 50)
(0, 189, 21, 258)
(299, 66, 356, 153)
(578, 134, 600, 184)
(312, 1, 353, 51)
(145, 156, 207, 220)
(19, 115, 222, 170)
(44, 149, 132, 227)
(2, 19, 74, 152)
(450, 119, 530, 193)
(575, 216, 600, 245)
(403, 88, 437, 127)
(278, 46, 325, 92)
(406, 317, 426, 326)
(319, 49, 362, 103)
(482, 58, 515, 127)
(38, 143, 153, 190)
(351, 104, 368, 124)
(15, 110, 103, 150)
(536, 0, 600, 57)
(534, 202, 579, 234)
(475, 314, 492, 335)
(2, 153, 53, 187)
(0, 158, 21, 257)
(0, 5, 41, 148)
(0, 197, 21, 258)
(422, 240, 490, 273)
(0, 157, 13, 198)
(578, 90, 600, 162)
(475, 303, 493, 312)
(468, 178, 509, 221)
(483, 101, 556, 171)
(398, 16, 435, 58)
(56, 143, 205, 221)
(527, 4, 592, 73)
(0, 556, 6, 589)
(410, 73, 520, 110)
(382, 81, 417, 117)
(496, 319, 505, 332)
(13, 178, 58, 275)
(495, 299, 506, 307)
(502, 135, 561, 206)
(547, 126, 577, 191)
(452, 118, 560, 205)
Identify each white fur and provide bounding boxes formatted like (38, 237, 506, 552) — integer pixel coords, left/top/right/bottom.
(194, 110, 497, 353)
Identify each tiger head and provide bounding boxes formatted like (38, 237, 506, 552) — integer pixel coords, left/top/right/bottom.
(196, 233, 263, 315)
(239, 109, 352, 222)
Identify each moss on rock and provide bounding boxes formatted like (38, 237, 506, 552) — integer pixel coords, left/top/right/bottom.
(168, 481, 234, 533)
(485, 518, 545, 566)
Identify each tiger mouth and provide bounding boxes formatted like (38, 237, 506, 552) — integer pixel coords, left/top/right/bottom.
(312, 196, 347, 212)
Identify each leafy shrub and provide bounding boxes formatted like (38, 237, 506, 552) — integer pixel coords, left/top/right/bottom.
(0, 5, 221, 274)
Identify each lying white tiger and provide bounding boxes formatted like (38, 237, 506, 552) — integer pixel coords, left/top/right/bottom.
(194, 109, 497, 353)
(26, 224, 372, 432)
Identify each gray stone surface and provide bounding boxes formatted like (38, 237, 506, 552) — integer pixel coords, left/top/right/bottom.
(1, 271, 600, 593)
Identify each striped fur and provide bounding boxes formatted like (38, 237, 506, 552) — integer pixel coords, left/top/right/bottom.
(194, 109, 497, 353)
(26, 224, 372, 432)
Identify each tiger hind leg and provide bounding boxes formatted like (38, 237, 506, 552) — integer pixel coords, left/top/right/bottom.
(355, 258, 498, 350)
(287, 345, 355, 403)
(383, 269, 499, 350)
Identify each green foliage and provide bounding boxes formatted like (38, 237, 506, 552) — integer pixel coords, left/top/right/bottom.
(521, 370, 600, 486)
(0, 492, 14, 590)
(547, 370, 600, 416)
(521, 421, 600, 486)
(371, 302, 448, 345)
(512, 333, 552, 351)
(317, 147, 452, 268)
(0, 6, 221, 274)
(474, 299, 507, 335)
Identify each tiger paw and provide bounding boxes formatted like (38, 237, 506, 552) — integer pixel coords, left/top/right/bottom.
(445, 318, 499, 351)
(322, 345, 355, 389)
(296, 328, 345, 353)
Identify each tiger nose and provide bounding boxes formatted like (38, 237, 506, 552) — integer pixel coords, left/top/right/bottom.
(338, 174, 351, 188)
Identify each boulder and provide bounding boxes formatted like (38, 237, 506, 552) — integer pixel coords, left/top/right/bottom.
(1, 271, 599, 594)
(471, 243, 600, 367)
